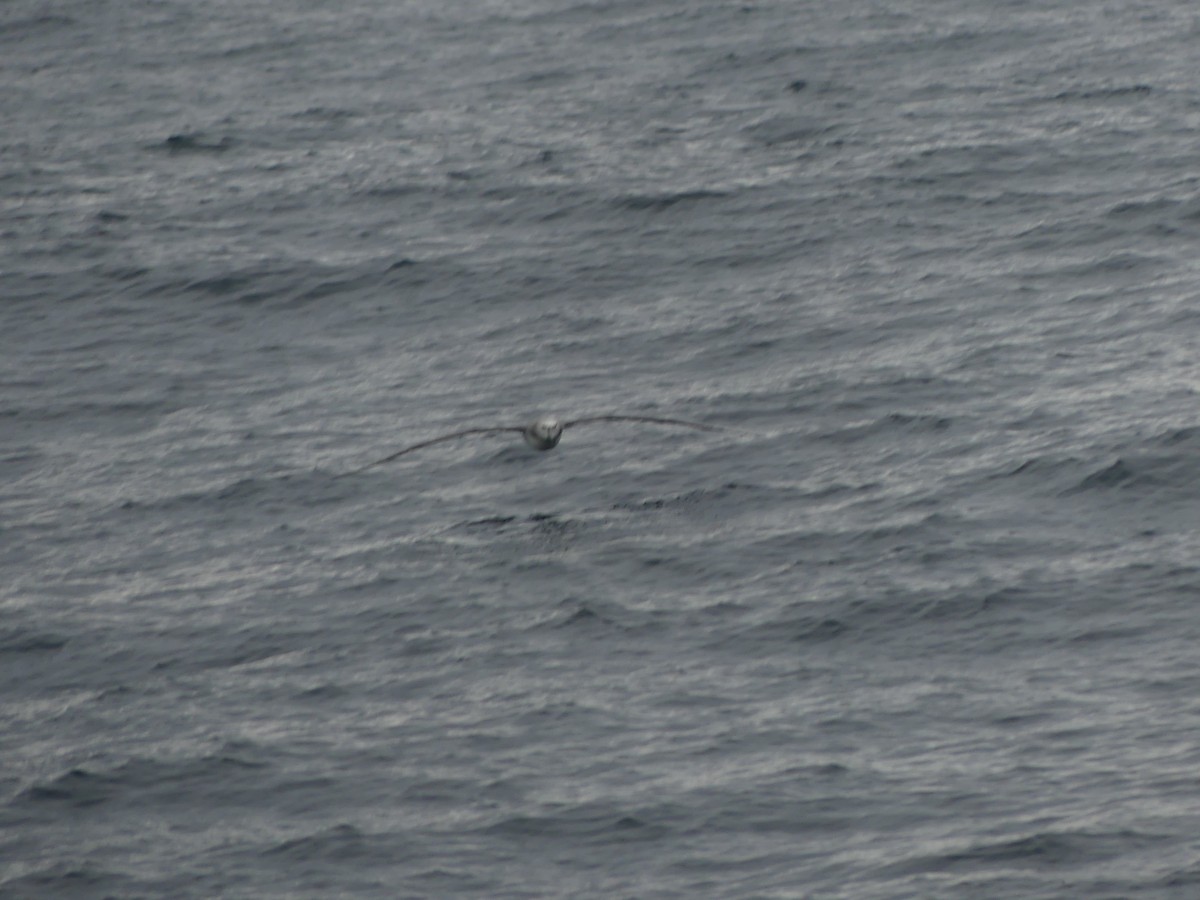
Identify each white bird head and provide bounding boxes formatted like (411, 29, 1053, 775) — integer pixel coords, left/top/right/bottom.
(523, 416, 564, 451)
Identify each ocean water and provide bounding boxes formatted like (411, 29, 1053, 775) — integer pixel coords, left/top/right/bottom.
(4, 0, 1200, 896)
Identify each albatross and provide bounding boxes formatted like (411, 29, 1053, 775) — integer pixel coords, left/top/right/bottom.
(343, 414, 719, 475)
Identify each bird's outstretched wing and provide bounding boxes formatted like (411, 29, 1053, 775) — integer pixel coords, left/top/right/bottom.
(563, 415, 720, 432)
(341, 426, 524, 475)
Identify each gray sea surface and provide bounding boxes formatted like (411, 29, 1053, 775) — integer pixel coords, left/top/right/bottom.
(4, 0, 1200, 897)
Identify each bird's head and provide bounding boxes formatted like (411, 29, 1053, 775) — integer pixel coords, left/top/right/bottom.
(523, 416, 564, 450)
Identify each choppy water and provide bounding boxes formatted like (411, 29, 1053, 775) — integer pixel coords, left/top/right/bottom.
(4, 0, 1200, 897)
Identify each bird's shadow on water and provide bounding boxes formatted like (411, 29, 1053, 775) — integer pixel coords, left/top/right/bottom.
(418, 481, 764, 561)
(432, 511, 590, 558)
(192, 439, 754, 562)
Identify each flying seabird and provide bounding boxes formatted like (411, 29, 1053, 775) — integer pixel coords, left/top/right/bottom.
(342, 414, 719, 475)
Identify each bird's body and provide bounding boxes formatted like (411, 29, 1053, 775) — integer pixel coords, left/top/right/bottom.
(342, 413, 718, 475)
(522, 416, 564, 450)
